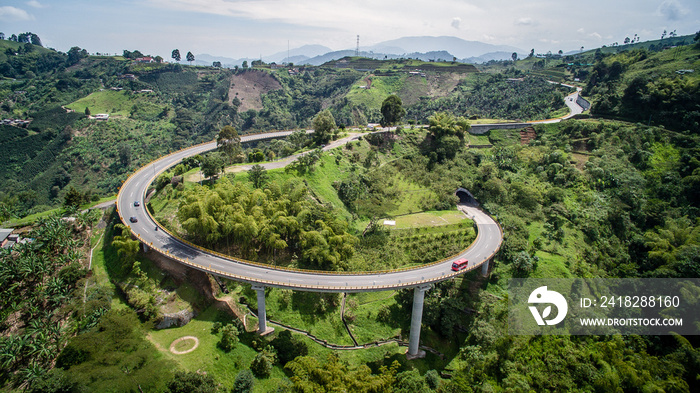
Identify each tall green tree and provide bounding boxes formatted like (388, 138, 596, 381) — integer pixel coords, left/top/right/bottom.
(285, 354, 398, 391)
(186, 51, 195, 65)
(171, 49, 181, 62)
(248, 164, 269, 189)
(216, 125, 241, 163)
(63, 186, 84, 208)
(380, 94, 406, 127)
(311, 109, 336, 145)
(200, 153, 225, 181)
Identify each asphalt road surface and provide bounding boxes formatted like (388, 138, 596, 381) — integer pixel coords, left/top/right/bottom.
(117, 131, 503, 292)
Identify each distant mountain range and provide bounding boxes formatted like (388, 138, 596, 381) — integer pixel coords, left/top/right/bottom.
(366, 36, 522, 59)
(191, 36, 524, 67)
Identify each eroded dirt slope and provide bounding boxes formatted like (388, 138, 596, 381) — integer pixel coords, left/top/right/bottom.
(229, 70, 282, 112)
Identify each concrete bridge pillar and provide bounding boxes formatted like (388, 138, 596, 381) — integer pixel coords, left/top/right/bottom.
(141, 243, 149, 253)
(251, 285, 274, 335)
(407, 284, 431, 359)
(482, 258, 490, 277)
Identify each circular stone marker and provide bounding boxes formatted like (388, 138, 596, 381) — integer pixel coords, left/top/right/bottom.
(169, 336, 200, 355)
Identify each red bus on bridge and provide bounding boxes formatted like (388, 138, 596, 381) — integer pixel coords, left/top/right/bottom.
(451, 259, 468, 271)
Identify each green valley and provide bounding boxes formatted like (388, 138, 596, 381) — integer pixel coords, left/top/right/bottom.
(1, 28, 700, 393)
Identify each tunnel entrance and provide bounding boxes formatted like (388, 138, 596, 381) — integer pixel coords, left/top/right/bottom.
(455, 187, 478, 206)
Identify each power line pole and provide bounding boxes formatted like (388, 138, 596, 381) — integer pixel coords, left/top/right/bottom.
(356, 35, 360, 57)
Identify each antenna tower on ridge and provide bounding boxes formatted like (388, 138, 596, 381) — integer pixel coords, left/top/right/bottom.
(356, 35, 360, 56)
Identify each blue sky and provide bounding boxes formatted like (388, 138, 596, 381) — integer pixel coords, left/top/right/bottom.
(0, 0, 698, 59)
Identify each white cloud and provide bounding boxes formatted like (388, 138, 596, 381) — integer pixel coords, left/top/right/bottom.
(0, 6, 33, 21)
(658, 0, 687, 21)
(589, 32, 602, 40)
(26, 0, 46, 8)
(451, 17, 461, 29)
(577, 28, 585, 34)
(145, 0, 484, 38)
(515, 17, 535, 26)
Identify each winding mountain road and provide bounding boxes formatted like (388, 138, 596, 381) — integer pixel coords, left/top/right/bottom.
(114, 82, 588, 355)
(116, 85, 588, 293)
(116, 132, 502, 293)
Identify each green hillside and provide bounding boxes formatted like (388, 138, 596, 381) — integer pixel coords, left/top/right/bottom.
(66, 90, 168, 118)
(584, 43, 700, 131)
(2, 29, 700, 392)
(1, 34, 698, 223)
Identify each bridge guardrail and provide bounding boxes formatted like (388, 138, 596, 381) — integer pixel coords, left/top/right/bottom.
(117, 128, 504, 290)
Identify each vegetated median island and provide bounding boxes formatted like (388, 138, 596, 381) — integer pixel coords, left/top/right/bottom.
(149, 126, 477, 273)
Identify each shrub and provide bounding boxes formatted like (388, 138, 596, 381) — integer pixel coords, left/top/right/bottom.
(232, 369, 254, 393)
(217, 324, 239, 352)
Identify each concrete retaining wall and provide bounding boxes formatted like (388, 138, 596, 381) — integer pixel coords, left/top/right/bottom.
(469, 122, 529, 134)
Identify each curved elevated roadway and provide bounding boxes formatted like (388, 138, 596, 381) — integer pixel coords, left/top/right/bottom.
(116, 132, 502, 293)
(116, 84, 586, 355)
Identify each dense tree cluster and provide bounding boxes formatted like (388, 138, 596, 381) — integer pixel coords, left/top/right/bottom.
(176, 177, 356, 270)
(284, 354, 442, 392)
(407, 72, 569, 121)
(0, 216, 98, 389)
(4, 32, 42, 46)
(381, 120, 700, 390)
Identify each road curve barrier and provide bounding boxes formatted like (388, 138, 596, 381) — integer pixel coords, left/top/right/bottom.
(116, 129, 503, 292)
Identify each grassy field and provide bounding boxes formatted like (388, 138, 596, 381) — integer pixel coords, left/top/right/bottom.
(248, 287, 355, 346)
(66, 90, 166, 118)
(87, 219, 129, 310)
(147, 305, 289, 391)
(385, 176, 438, 217)
(66, 90, 134, 116)
(346, 74, 407, 110)
(547, 106, 571, 119)
(467, 133, 491, 145)
(355, 209, 473, 235)
(611, 44, 700, 95)
(345, 291, 402, 343)
(468, 118, 519, 124)
(488, 129, 521, 146)
(386, 210, 469, 229)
